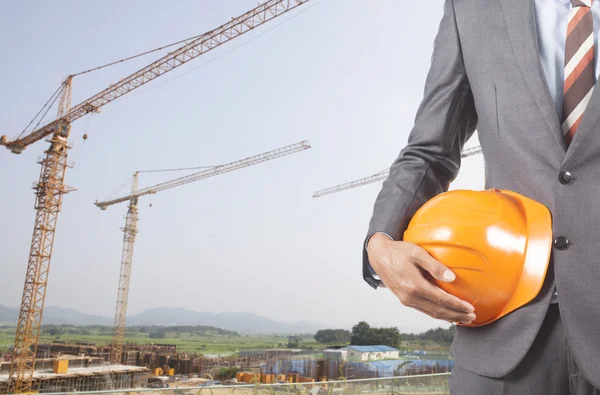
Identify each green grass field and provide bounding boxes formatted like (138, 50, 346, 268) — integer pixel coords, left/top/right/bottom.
(0, 326, 327, 355)
(0, 324, 452, 357)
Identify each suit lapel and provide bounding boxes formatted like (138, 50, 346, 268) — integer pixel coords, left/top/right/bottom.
(563, 81, 600, 162)
(500, 0, 567, 152)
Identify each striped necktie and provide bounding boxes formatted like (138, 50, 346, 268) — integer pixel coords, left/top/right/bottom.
(563, 0, 596, 145)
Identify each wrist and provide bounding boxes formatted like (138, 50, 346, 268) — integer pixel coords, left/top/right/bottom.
(367, 232, 394, 252)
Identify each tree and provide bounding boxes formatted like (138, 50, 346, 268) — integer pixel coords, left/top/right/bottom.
(401, 325, 455, 345)
(351, 322, 371, 343)
(314, 329, 352, 344)
(350, 322, 400, 348)
(47, 327, 65, 336)
(287, 335, 301, 348)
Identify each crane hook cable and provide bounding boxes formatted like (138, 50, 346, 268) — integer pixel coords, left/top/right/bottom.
(71, 32, 207, 77)
(112, 0, 324, 104)
(105, 176, 133, 202)
(17, 83, 64, 140)
(103, 166, 216, 201)
(17, 33, 207, 138)
(15, 0, 324, 141)
(71, 0, 324, 77)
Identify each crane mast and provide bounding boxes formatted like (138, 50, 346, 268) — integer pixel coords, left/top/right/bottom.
(4, 1, 312, 391)
(313, 146, 482, 198)
(9, 79, 74, 394)
(109, 174, 140, 365)
(97, 141, 310, 364)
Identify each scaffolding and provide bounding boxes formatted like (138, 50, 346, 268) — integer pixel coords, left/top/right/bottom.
(0, 366, 149, 393)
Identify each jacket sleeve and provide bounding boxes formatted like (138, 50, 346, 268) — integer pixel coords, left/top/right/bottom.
(363, 0, 478, 289)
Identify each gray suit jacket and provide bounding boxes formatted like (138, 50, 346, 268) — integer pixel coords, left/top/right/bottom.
(364, 0, 600, 386)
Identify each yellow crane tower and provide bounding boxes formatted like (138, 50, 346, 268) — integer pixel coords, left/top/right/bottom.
(312, 146, 483, 198)
(1, 1, 312, 392)
(94, 141, 311, 364)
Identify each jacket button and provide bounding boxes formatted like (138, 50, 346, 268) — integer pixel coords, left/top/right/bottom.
(554, 236, 571, 250)
(559, 171, 572, 185)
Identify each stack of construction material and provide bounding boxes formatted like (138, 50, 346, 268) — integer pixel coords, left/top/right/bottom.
(167, 356, 194, 375)
(142, 352, 158, 366)
(260, 374, 274, 384)
(53, 359, 68, 374)
(238, 372, 260, 383)
(122, 350, 139, 365)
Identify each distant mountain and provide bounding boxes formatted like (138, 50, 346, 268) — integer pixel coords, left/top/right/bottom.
(126, 308, 322, 334)
(0, 305, 112, 326)
(43, 306, 112, 326)
(0, 305, 435, 335)
(0, 305, 321, 334)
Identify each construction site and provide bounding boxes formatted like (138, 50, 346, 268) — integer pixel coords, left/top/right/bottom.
(0, 338, 453, 393)
(0, 1, 476, 394)
(0, 1, 320, 392)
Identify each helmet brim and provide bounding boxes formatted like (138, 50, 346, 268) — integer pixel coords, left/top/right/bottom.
(489, 190, 552, 324)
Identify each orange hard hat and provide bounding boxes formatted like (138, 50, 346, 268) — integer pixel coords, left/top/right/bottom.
(403, 189, 552, 327)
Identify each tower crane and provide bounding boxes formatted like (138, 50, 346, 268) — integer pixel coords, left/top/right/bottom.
(1, 1, 312, 392)
(312, 145, 482, 198)
(95, 141, 310, 364)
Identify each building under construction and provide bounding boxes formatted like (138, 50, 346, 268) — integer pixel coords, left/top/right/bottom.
(0, 357, 148, 393)
(2, 0, 313, 392)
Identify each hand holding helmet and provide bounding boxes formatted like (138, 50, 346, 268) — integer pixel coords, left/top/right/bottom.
(367, 233, 477, 325)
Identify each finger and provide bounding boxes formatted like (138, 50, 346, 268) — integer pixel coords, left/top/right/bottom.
(414, 306, 472, 326)
(417, 278, 475, 313)
(411, 298, 476, 323)
(411, 246, 456, 283)
(412, 306, 464, 324)
(390, 268, 474, 313)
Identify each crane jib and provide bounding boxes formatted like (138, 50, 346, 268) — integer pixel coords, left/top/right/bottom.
(2, 0, 312, 153)
(95, 141, 310, 210)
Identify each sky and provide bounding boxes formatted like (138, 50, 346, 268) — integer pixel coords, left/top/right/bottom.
(0, 1, 484, 332)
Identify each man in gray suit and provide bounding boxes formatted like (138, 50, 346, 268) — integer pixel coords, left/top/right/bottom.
(364, 0, 600, 393)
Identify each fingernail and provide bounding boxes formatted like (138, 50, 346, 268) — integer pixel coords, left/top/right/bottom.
(442, 270, 456, 282)
(467, 313, 476, 321)
(459, 321, 472, 325)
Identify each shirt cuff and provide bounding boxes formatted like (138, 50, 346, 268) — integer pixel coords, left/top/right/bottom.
(365, 232, 394, 281)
